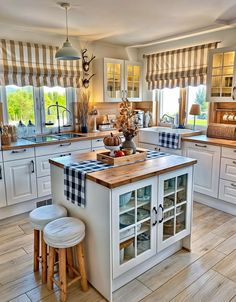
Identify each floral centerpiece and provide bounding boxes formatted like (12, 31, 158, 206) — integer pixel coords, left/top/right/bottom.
(115, 98, 139, 153)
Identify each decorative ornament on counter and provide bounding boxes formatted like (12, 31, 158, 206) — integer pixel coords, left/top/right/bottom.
(103, 133, 122, 156)
(78, 89, 90, 133)
(115, 98, 139, 154)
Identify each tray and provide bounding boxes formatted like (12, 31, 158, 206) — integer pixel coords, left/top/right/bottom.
(97, 148, 147, 166)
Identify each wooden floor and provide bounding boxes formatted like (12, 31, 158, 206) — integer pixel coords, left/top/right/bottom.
(1, 202, 236, 302)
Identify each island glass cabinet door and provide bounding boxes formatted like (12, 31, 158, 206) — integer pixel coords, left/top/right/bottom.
(157, 167, 193, 252)
(112, 177, 157, 278)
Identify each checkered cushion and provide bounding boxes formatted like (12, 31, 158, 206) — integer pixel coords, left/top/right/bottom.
(64, 150, 169, 207)
(158, 131, 181, 149)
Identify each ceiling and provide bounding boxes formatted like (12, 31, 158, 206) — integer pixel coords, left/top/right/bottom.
(1, 0, 236, 46)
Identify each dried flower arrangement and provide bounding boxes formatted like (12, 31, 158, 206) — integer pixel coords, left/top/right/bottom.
(115, 98, 139, 150)
(77, 89, 90, 132)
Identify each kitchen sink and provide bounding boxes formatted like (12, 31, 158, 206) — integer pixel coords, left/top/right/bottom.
(51, 133, 85, 140)
(25, 133, 85, 143)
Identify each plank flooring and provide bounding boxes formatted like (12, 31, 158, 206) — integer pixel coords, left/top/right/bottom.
(0, 202, 236, 301)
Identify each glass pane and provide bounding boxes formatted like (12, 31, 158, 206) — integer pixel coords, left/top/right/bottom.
(6, 85, 35, 126)
(164, 177, 176, 195)
(211, 88, 221, 97)
(137, 207, 150, 222)
(137, 220, 151, 255)
(222, 76, 233, 88)
(212, 53, 223, 68)
(222, 88, 232, 97)
(223, 67, 233, 75)
(107, 63, 114, 74)
(120, 210, 135, 230)
(44, 86, 67, 128)
(224, 52, 235, 66)
(176, 204, 186, 234)
(164, 194, 175, 210)
(163, 218, 174, 241)
(211, 76, 221, 87)
(119, 191, 135, 212)
(177, 174, 187, 190)
(212, 68, 222, 76)
(133, 66, 140, 81)
(164, 208, 174, 220)
(120, 237, 135, 264)
(133, 82, 139, 98)
(177, 189, 187, 204)
(127, 65, 133, 76)
(160, 88, 180, 120)
(114, 64, 121, 75)
(137, 186, 151, 205)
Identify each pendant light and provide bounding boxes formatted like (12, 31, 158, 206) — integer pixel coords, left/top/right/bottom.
(55, 2, 80, 60)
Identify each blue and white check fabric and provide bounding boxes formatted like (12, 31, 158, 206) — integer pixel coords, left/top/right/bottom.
(158, 131, 181, 149)
(64, 150, 169, 207)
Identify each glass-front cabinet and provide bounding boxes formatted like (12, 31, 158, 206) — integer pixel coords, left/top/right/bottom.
(103, 58, 142, 102)
(207, 47, 236, 102)
(112, 177, 157, 278)
(157, 167, 193, 252)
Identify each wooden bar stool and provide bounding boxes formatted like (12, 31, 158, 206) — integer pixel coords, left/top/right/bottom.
(29, 204, 67, 283)
(44, 217, 88, 302)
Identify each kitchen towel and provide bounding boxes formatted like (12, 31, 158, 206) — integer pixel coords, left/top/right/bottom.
(64, 150, 169, 207)
(158, 131, 181, 149)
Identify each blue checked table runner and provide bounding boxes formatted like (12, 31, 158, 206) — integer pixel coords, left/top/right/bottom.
(158, 131, 181, 149)
(64, 150, 169, 207)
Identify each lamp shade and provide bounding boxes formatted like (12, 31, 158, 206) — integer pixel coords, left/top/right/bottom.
(189, 104, 200, 116)
(55, 41, 80, 60)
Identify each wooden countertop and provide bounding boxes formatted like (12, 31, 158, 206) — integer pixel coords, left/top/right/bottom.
(182, 135, 236, 148)
(1, 131, 121, 151)
(49, 150, 197, 189)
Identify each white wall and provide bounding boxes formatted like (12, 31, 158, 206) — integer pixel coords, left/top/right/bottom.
(137, 27, 236, 101)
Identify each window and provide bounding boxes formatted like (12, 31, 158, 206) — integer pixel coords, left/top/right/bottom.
(159, 87, 180, 120)
(5, 85, 35, 126)
(187, 85, 208, 127)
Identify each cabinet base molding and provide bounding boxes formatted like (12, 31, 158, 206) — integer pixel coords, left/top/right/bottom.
(193, 192, 236, 215)
(112, 241, 182, 292)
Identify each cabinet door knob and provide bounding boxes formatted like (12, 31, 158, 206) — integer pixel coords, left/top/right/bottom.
(159, 204, 164, 223)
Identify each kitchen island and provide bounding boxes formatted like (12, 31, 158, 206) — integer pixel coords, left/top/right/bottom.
(49, 151, 196, 301)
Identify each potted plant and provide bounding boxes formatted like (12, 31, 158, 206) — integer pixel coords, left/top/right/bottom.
(78, 89, 90, 133)
(115, 98, 139, 153)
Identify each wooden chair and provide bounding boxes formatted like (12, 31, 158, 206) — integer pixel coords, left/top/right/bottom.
(29, 204, 67, 283)
(44, 217, 88, 302)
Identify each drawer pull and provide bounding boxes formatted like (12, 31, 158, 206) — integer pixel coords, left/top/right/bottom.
(195, 144, 207, 148)
(59, 153, 71, 157)
(96, 139, 102, 142)
(231, 183, 236, 188)
(0, 165, 2, 180)
(233, 161, 236, 165)
(31, 160, 35, 173)
(155, 147, 161, 151)
(59, 143, 71, 147)
(12, 149, 27, 154)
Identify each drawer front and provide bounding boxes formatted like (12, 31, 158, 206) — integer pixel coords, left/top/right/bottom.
(219, 179, 236, 204)
(139, 142, 182, 155)
(35, 140, 91, 156)
(220, 158, 236, 182)
(3, 148, 35, 161)
(37, 176, 51, 198)
(183, 141, 221, 153)
(91, 138, 104, 149)
(36, 152, 73, 177)
(222, 147, 236, 160)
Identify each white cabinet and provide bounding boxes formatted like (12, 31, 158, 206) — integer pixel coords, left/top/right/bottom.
(0, 163, 6, 208)
(220, 158, 236, 183)
(219, 179, 236, 204)
(93, 58, 142, 103)
(157, 167, 192, 251)
(112, 177, 157, 278)
(37, 176, 51, 198)
(207, 47, 236, 102)
(4, 158, 37, 205)
(183, 142, 220, 198)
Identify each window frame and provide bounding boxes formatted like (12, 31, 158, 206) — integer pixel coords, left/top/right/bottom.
(1, 85, 75, 135)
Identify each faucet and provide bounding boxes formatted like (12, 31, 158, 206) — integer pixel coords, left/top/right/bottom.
(62, 109, 72, 127)
(47, 101, 72, 133)
(160, 114, 175, 128)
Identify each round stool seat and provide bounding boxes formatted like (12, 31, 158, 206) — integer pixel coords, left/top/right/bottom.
(44, 217, 85, 248)
(30, 205, 67, 231)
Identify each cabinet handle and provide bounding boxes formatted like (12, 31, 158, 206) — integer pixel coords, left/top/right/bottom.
(231, 183, 236, 188)
(31, 160, 35, 173)
(155, 147, 161, 152)
(59, 153, 71, 157)
(152, 207, 158, 226)
(195, 144, 207, 148)
(159, 204, 164, 223)
(59, 143, 71, 147)
(233, 161, 236, 165)
(12, 149, 27, 154)
(96, 139, 102, 142)
(0, 165, 2, 180)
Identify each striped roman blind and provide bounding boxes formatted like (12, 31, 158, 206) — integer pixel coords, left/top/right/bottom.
(0, 39, 81, 87)
(144, 42, 219, 90)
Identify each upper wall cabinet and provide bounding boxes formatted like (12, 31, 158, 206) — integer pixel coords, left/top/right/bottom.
(207, 47, 236, 102)
(93, 58, 142, 102)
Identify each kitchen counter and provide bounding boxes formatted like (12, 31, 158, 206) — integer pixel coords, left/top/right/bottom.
(49, 150, 197, 188)
(182, 134, 236, 148)
(1, 130, 122, 151)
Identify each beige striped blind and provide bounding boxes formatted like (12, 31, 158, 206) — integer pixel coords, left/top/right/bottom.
(144, 42, 219, 90)
(0, 39, 81, 87)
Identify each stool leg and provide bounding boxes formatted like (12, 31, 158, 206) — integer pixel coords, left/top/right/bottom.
(76, 242, 88, 292)
(66, 248, 74, 278)
(33, 229, 40, 272)
(59, 248, 67, 302)
(47, 246, 55, 290)
(41, 231, 47, 284)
